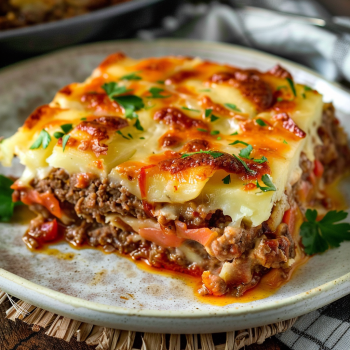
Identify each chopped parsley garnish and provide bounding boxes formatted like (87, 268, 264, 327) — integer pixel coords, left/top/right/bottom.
(283, 139, 288, 144)
(302, 93, 306, 99)
(197, 128, 208, 133)
(210, 115, 219, 122)
(217, 137, 222, 140)
(120, 72, 142, 81)
(54, 124, 73, 150)
(286, 77, 297, 97)
(114, 95, 144, 112)
(116, 130, 131, 140)
(134, 119, 144, 131)
(81, 117, 87, 121)
(224, 103, 241, 112)
(147, 87, 171, 99)
(256, 174, 276, 192)
(277, 85, 287, 91)
(277, 97, 284, 102)
(205, 108, 213, 118)
(222, 175, 231, 184)
(102, 82, 132, 97)
(229, 140, 249, 146)
(304, 86, 312, 91)
(62, 135, 70, 152)
(60, 124, 73, 134)
(253, 156, 268, 164)
(102, 82, 144, 114)
(53, 132, 64, 139)
(181, 150, 224, 159)
(140, 137, 145, 140)
(182, 107, 200, 113)
(239, 144, 253, 159)
(127, 133, 133, 139)
(30, 129, 51, 150)
(230, 131, 238, 136)
(157, 80, 165, 84)
(0, 175, 22, 222)
(300, 209, 350, 255)
(230, 140, 267, 164)
(125, 109, 139, 119)
(210, 130, 220, 136)
(199, 89, 211, 92)
(233, 154, 256, 175)
(256, 118, 267, 127)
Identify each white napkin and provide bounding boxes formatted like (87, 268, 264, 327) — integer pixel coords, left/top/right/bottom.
(138, 1, 350, 82)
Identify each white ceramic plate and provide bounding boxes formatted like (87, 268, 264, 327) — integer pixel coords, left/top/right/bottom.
(1, 40, 350, 334)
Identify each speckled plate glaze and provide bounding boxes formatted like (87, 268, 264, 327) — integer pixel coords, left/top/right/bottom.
(1, 40, 350, 334)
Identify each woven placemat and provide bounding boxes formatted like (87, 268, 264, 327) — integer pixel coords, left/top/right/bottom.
(0, 289, 297, 350)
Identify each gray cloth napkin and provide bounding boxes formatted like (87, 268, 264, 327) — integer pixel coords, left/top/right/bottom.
(138, 1, 350, 349)
(137, 0, 350, 82)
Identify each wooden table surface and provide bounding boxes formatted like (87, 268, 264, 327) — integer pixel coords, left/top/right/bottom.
(0, 300, 287, 350)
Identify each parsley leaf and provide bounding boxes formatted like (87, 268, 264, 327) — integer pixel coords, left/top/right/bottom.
(205, 108, 213, 118)
(210, 130, 220, 135)
(239, 144, 253, 159)
(302, 93, 306, 99)
(277, 85, 287, 91)
(120, 72, 142, 81)
(222, 175, 231, 184)
(116, 130, 131, 140)
(256, 174, 276, 192)
(256, 118, 267, 127)
(147, 87, 171, 99)
(125, 108, 139, 119)
(81, 117, 87, 121)
(0, 175, 20, 222)
(225, 103, 241, 112)
(230, 132, 238, 136)
(134, 119, 144, 131)
(197, 128, 208, 133)
(30, 129, 51, 150)
(181, 150, 224, 159)
(277, 97, 284, 102)
(304, 86, 312, 91)
(182, 107, 200, 113)
(229, 140, 249, 147)
(114, 95, 144, 112)
(283, 139, 288, 144)
(102, 82, 144, 113)
(300, 209, 350, 255)
(233, 154, 256, 175)
(54, 132, 64, 139)
(60, 124, 73, 134)
(210, 115, 219, 122)
(102, 82, 132, 97)
(286, 77, 297, 97)
(199, 89, 211, 92)
(62, 135, 70, 152)
(253, 156, 268, 164)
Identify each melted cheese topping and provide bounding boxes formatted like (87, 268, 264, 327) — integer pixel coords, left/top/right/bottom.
(0, 53, 323, 227)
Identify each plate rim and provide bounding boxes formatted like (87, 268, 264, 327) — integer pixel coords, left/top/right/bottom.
(1, 38, 350, 320)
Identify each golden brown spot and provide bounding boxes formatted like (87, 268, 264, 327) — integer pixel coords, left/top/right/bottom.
(182, 139, 211, 153)
(99, 52, 126, 69)
(208, 70, 273, 111)
(268, 65, 292, 79)
(273, 113, 306, 138)
(165, 70, 198, 85)
(154, 107, 208, 130)
(158, 152, 270, 180)
(24, 105, 63, 129)
(159, 133, 182, 148)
